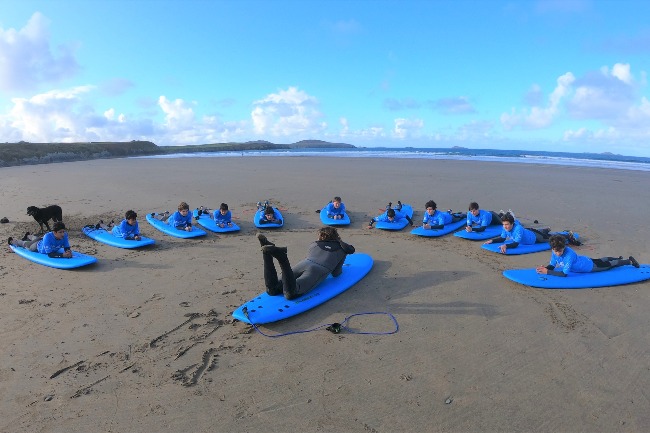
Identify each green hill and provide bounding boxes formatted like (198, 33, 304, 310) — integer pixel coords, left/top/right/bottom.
(0, 140, 356, 167)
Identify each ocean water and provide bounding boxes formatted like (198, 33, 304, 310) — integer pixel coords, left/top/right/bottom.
(134, 147, 650, 172)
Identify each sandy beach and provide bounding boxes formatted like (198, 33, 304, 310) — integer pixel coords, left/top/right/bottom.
(1, 156, 649, 433)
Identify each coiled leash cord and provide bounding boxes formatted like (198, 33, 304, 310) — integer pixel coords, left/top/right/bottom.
(242, 308, 399, 338)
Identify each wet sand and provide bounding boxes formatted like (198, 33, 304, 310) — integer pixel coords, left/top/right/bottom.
(0, 156, 649, 432)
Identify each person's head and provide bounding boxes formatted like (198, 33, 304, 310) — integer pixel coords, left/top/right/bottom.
(500, 212, 515, 231)
(52, 221, 66, 239)
(219, 203, 229, 215)
(469, 202, 480, 216)
(386, 208, 396, 221)
(264, 206, 275, 218)
(178, 201, 190, 215)
(425, 200, 437, 215)
(332, 196, 342, 208)
(318, 226, 341, 242)
(549, 235, 567, 256)
(125, 210, 137, 222)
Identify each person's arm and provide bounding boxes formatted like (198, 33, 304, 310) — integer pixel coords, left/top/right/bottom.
(331, 259, 345, 277)
(427, 215, 444, 229)
(331, 245, 354, 276)
(546, 267, 567, 277)
(503, 241, 519, 249)
(133, 221, 141, 239)
(536, 264, 566, 276)
(367, 217, 376, 228)
(44, 234, 70, 258)
(471, 225, 487, 232)
(486, 236, 506, 244)
(405, 215, 414, 227)
(339, 241, 355, 254)
(121, 221, 135, 239)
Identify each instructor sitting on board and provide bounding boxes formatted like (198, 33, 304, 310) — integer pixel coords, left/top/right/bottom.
(257, 227, 355, 300)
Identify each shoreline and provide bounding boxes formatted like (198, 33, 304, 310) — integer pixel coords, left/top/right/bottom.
(1, 156, 649, 432)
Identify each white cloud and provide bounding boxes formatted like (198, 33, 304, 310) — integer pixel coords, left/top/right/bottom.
(604, 63, 633, 84)
(158, 96, 196, 129)
(393, 118, 424, 139)
(339, 117, 349, 135)
(251, 87, 326, 138)
(6, 85, 95, 142)
(0, 12, 79, 94)
(501, 72, 575, 130)
(568, 63, 637, 119)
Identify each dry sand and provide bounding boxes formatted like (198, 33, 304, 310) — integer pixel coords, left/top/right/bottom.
(0, 156, 649, 433)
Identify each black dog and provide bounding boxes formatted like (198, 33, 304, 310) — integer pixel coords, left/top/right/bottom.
(26, 205, 63, 233)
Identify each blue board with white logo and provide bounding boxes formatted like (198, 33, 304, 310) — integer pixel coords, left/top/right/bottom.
(193, 209, 240, 233)
(254, 208, 284, 229)
(411, 217, 466, 237)
(82, 226, 155, 248)
(481, 232, 579, 255)
(503, 264, 650, 289)
(320, 206, 350, 226)
(375, 204, 413, 231)
(454, 225, 503, 241)
(232, 253, 373, 325)
(10, 245, 97, 269)
(146, 213, 206, 238)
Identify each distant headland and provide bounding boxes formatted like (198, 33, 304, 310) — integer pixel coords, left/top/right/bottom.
(0, 139, 356, 167)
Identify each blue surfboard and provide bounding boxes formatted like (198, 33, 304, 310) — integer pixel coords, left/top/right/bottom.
(454, 225, 503, 241)
(320, 207, 350, 226)
(232, 253, 373, 325)
(411, 217, 466, 237)
(503, 265, 650, 289)
(10, 245, 97, 269)
(254, 208, 284, 229)
(146, 213, 206, 238)
(375, 204, 413, 231)
(82, 226, 155, 248)
(192, 209, 240, 233)
(481, 232, 579, 255)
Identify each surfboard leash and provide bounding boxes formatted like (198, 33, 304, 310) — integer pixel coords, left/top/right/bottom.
(242, 308, 399, 338)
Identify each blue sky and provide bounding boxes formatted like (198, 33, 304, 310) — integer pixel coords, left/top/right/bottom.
(2, 0, 650, 156)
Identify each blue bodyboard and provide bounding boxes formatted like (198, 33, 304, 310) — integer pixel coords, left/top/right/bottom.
(10, 245, 97, 269)
(454, 225, 503, 241)
(192, 209, 240, 233)
(146, 213, 206, 238)
(232, 253, 373, 325)
(320, 207, 350, 226)
(481, 232, 579, 255)
(503, 265, 650, 289)
(375, 204, 413, 231)
(411, 217, 466, 237)
(254, 208, 284, 229)
(82, 226, 155, 248)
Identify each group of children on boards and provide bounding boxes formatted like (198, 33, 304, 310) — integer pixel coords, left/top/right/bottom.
(7, 197, 640, 300)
